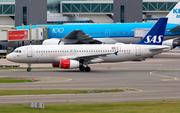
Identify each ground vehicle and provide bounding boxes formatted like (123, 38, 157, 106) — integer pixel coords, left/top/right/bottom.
(0, 50, 7, 59)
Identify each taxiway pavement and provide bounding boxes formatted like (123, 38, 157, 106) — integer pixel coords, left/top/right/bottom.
(0, 50, 180, 105)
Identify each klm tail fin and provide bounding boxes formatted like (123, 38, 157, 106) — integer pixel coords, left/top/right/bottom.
(166, 2, 180, 24)
(136, 18, 168, 45)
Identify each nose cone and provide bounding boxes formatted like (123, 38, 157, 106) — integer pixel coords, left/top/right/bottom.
(6, 54, 13, 62)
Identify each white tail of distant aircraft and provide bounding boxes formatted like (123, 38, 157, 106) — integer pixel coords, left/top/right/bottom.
(167, 1, 180, 24)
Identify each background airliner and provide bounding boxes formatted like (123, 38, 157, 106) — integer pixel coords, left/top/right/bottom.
(1, 2, 180, 49)
(15, 2, 180, 45)
(7, 18, 170, 72)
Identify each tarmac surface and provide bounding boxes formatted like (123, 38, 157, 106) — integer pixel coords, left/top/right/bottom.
(0, 50, 180, 105)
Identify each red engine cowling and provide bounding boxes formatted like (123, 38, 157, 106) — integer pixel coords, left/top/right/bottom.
(52, 63, 59, 68)
(53, 60, 79, 69)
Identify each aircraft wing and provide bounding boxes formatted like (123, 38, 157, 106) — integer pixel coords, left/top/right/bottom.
(54, 52, 118, 62)
(169, 25, 180, 32)
(62, 30, 102, 44)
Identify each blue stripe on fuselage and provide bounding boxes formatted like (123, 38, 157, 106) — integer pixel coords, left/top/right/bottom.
(15, 23, 180, 39)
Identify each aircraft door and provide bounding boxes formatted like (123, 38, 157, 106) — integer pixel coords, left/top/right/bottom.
(70, 49, 77, 55)
(74, 49, 77, 55)
(135, 46, 141, 56)
(105, 29, 110, 37)
(27, 47, 32, 57)
(70, 49, 73, 55)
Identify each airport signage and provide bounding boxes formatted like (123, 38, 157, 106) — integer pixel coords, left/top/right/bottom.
(8, 30, 29, 41)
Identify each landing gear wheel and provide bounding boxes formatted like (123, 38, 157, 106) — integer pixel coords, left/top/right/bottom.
(27, 68, 31, 72)
(85, 67, 91, 72)
(79, 65, 85, 71)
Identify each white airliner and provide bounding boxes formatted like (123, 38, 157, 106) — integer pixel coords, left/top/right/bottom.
(7, 18, 170, 72)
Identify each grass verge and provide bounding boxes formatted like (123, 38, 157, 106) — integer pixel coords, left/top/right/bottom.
(0, 89, 123, 96)
(0, 78, 37, 83)
(0, 101, 180, 113)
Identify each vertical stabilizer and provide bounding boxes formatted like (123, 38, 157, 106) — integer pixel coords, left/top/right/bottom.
(136, 18, 168, 45)
(166, 2, 180, 24)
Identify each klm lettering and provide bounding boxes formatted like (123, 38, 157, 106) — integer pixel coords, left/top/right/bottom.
(173, 8, 180, 14)
(144, 35, 163, 43)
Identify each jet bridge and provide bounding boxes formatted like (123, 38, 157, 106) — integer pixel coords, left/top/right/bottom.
(0, 27, 49, 41)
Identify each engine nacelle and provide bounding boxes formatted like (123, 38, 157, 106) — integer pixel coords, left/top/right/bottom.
(42, 38, 64, 45)
(52, 60, 79, 69)
(60, 60, 79, 69)
(163, 39, 180, 49)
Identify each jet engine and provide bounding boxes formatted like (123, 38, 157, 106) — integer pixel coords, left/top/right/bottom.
(163, 38, 180, 49)
(52, 60, 79, 69)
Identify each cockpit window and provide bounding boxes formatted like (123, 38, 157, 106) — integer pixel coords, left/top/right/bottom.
(13, 50, 22, 53)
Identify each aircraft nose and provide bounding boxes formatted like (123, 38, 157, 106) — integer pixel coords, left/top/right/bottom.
(6, 54, 13, 61)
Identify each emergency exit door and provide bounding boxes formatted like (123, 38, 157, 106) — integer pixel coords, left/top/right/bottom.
(135, 46, 141, 56)
(27, 47, 32, 57)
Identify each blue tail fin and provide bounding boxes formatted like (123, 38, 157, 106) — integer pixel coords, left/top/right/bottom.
(136, 18, 168, 45)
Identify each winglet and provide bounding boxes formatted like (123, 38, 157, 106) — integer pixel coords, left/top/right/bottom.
(136, 18, 168, 45)
(114, 51, 118, 56)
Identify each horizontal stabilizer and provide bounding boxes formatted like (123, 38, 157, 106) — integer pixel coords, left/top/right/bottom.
(149, 46, 170, 51)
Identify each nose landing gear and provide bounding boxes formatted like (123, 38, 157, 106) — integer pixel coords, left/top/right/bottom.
(27, 63, 32, 72)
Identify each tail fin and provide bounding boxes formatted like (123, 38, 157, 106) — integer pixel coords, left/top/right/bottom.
(166, 2, 180, 24)
(136, 18, 168, 45)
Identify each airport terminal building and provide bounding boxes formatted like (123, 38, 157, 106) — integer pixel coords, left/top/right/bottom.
(0, 0, 179, 29)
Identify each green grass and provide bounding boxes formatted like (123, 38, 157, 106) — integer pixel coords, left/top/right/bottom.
(0, 89, 123, 96)
(0, 101, 180, 113)
(0, 78, 37, 83)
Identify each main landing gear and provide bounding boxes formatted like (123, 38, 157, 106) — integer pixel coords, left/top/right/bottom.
(79, 65, 91, 72)
(27, 63, 32, 72)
